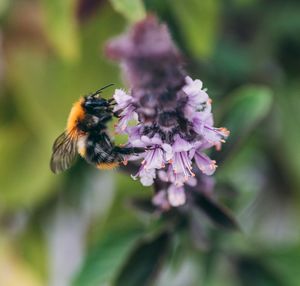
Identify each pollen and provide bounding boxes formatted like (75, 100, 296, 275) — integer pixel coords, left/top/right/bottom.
(219, 127, 230, 137)
(96, 162, 119, 170)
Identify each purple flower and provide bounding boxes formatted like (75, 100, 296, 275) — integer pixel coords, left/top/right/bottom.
(113, 89, 137, 133)
(107, 16, 229, 208)
(113, 77, 229, 188)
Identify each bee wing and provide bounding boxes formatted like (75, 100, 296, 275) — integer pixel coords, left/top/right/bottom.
(50, 132, 78, 174)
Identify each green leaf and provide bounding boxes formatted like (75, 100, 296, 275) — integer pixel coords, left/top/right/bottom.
(268, 247, 300, 286)
(213, 85, 273, 164)
(115, 231, 171, 286)
(127, 197, 157, 215)
(276, 82, 300, 190)
(232, 255, 285, 286)
(192, 192, 239, 231)
(41, 0, 79, 62)
(110, 0, 146, 23)
(72, 227, 142, 286)
(170, 0, 220, 58)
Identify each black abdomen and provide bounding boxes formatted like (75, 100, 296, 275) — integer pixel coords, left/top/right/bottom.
(85, 132, 122, 165)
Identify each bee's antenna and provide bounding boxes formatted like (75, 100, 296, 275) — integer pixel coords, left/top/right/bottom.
(98, 83, 115, 92)
(91, 83, 115, 97)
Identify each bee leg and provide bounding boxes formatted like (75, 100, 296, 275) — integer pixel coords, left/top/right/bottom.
(113, 110, 122, 118)
(113, 146, 145, 155)
(108, 98, 116, 104)
(98, 113, 112, 123)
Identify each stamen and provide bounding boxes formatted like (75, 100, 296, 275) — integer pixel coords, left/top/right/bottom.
(219, 127, 230, 136)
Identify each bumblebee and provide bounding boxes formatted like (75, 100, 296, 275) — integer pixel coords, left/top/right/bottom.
(50, 84, 144, 174)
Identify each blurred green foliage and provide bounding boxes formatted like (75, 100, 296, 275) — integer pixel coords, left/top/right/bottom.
(0, 0, 300, 285)
(170, 0, 220, 58)
(110, 0, 146, 23)
(41, 0, 79, 61)
(74, 227, 142, 286)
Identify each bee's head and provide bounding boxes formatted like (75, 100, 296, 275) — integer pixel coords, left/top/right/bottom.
(82, 96, 109, 112)
(82, 84, 115, 114)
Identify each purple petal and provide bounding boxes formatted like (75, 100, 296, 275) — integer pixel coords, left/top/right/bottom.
(194, 152, 217, 176)
(152, 190, 170, 210)
(167, 184, 186, 207)
(115, 109, 138, 133)
(113, 89, 133, 111)
(171, 151, 194, 185)
(141, 135, 162, 146)
(142, 147, 164, 170)
(172, 135, 193, 152)
(162, 143, 173, 161)
(186, 176, 197, 187)
(158, 170, 168, 182)
(183, 76, 203, 94)
(132, 168, 156, 186)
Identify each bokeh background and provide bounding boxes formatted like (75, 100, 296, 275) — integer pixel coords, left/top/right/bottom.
(0, 0, 300, 285)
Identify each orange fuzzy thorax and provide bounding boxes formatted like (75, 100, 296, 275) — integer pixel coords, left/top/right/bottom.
(96, 162, 119, 170)
(66, 98, 85, 134)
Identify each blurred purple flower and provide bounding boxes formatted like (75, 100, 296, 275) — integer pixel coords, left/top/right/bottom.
(106, 16, 229, 208)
